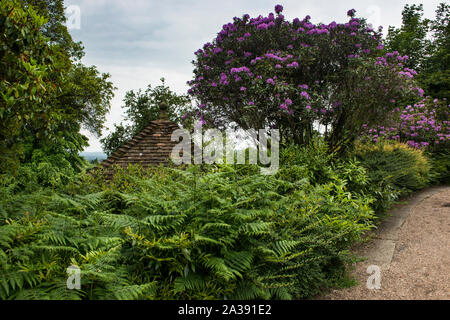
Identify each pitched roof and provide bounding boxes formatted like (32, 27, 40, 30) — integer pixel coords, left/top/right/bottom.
(100, 103, 197, 175)
(101, 119, 181, 170)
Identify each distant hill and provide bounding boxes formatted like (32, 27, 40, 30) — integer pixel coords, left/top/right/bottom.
(80, 152, 107, 162)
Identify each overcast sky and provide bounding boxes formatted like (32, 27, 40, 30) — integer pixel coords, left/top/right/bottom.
(64, 0, 443, 152)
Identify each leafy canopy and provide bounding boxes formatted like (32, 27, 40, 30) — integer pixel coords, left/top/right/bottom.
(0, 0, 115, 174)
(386, 3, 450, 100)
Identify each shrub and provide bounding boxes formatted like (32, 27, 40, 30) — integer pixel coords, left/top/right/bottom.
(277, 139, 334, 185)
(362, 97, 450, 150)
(353, 141, 430, 197)
(426, 149, 450, 184)
(187, 5, 419, 150)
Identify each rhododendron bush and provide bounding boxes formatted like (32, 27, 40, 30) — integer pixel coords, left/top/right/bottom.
(363, 97, 450, 150)
(187, 5, 420, 150)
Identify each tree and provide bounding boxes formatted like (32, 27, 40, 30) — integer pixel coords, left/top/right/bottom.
(0, 0, 115, 173)
(101, 79, 193, 156)
(187, 5, 419, 152)
(0, 0, 59, 172)
(385, 4, 431, 72)
(386, 3, 450, 100)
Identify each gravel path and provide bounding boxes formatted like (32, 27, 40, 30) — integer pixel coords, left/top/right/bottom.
(320, 186, 450, 300)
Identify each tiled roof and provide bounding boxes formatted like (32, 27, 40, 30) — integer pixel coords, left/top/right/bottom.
(100, 103, 196, 175)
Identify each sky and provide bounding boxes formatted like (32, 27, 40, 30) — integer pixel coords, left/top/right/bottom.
(64, 0, 443, 152)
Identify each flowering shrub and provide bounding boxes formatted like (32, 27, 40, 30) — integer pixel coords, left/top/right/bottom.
(362, 97, 450, 150)
(187, 5, 419, 150)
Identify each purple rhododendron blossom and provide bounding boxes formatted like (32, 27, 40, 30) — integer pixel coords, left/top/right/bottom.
(301, 91, 311, 99)
(347, 9, 356, 17)
(230, 66, 250, 74)
(275, 4, 283, 14)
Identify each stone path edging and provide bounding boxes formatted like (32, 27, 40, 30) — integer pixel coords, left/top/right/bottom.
(358, 186, 449, 267)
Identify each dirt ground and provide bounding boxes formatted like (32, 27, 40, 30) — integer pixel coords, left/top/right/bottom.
(320, 187, 450, 300)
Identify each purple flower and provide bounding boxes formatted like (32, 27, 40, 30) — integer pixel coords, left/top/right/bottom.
(230, 66, 250, 74)
(267, 78, 275, 84)
(275, 4, 284, 14)
(287, 61, 299, 68)
(285, 98, 293, 105)
(301, 91, 311, 99)
(298, 84, 309, 89)
(240, 86, 247, 91)
(347, 9, 356, 17)
(257, 23, 268, 30)
(306, 105, 312, 110)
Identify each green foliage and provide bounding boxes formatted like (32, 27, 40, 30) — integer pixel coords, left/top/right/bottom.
(0, 0, 114, 174)
(353, 141, 430, 199)
(386, 3, 450, 100)
(385, 4, 432, 72)
(0, 142, 380, 300)
(0, 0, 56, 172)
(426, 149, 450, 184)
